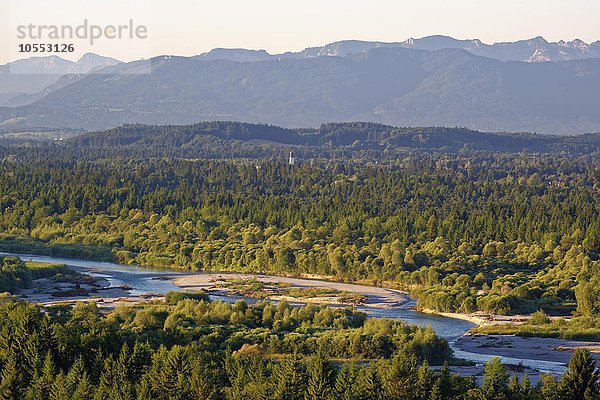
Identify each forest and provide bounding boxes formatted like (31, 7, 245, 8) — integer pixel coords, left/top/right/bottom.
(0, 121, 599, 397)
(67, 122, 600, 156)
(4, 122, 598, 158)
(0, 147, 597, 319)
(0, 291, 598, 399)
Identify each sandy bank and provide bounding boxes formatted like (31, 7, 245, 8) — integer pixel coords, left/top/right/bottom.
(416, 308, 544, 327)
(268, 295, 351, 306)
(454, 334, 600, 365)
(18, 274, 151, 310)
(171, 272, 409, 307)
(418, 308, 488, 325)
(27, 295, 164, 310)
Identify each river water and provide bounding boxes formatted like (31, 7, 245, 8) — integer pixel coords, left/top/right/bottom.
(4, 252, 567, 373)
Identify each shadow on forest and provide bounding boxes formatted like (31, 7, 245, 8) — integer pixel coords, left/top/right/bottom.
(0, 236, 115, 262)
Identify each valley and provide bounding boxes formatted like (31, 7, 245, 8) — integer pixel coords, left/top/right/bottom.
(0, 13, 599, 395)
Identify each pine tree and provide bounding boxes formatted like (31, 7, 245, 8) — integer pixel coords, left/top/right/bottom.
(244, 357, 270, 400)
(333, 363, 357, 400)
(272, 354, 306, 400)
(508, 374, 520, 399)
(0, 354, 21, 400)
(559, 350, 599, 400)
(25, 352, 56, 400)
(190, 362, 220, 400)
(539, 374, 560, 400)
(130, 342, 152, 382)
(72, 372, 94, 400)
(437, 362, 453, 399)
(162, 349, 191, 400)
(356, 365, 383, 400)
(415, 360, 432, 400)
(520, 373, 533, 400)
(224, 357, 246, 400)
(66, 357, 86, 395)
(49, 373, 70, 400)
(382, 355, 418, 399)
(94, 355, 136, 400)
(480, 358, 510, 400)
(136, 377, 153, 400)
(429, 380, 443, 400)
(304, 353, 332, 400)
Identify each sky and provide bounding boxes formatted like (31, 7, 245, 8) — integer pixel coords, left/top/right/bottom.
(2, 0, 600, 64)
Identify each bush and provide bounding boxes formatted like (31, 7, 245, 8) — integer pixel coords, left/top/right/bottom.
(165, 291, 210, 304)
(528, 310, 550, 325)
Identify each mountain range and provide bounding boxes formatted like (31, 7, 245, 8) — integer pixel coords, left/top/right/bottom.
(0, 53, 121, 107)
(197, 35, 600, 63)
(1, 36, 599, 135)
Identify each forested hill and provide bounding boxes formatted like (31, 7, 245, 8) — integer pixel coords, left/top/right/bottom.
(70, 122, 311, 147)
(66, 122, 600, 157)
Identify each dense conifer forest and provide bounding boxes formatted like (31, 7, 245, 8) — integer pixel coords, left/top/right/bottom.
(0, 290, 598, 399)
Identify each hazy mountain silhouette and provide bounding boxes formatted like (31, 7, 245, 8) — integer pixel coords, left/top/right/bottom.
(194, 36, 600, 62)
(0, 53, 121, 107)
(1, 38, 599, 134)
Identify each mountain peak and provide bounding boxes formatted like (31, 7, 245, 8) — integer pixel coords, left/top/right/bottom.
(196, 48, 272, 62)
(531, 35, 548, 43)
(70, 53, 121, 74)
(76, 52, 120, 63)
(3, 55, 74, 75)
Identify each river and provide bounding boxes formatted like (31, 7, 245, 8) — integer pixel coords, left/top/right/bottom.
(4, 252, 568, 374)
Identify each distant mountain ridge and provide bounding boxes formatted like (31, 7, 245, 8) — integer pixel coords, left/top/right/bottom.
(1, 36, 600, 135)
(0, 53, 121, 107)
(194, 35, 600, 63)
(2, 46, 600, 135)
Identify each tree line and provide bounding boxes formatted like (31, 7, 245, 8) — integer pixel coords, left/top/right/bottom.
(0, 295, 598, 399)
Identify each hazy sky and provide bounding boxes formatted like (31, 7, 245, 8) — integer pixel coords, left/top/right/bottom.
(2, 0, 600, 64)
